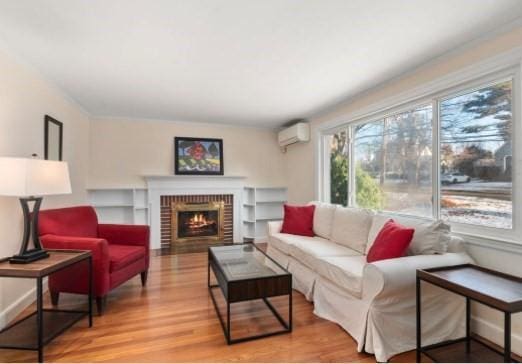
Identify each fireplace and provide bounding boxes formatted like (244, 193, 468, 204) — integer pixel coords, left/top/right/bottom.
(171, 201, 225, 243)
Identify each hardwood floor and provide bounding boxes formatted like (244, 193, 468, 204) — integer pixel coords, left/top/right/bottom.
(0, 251, 416, 363)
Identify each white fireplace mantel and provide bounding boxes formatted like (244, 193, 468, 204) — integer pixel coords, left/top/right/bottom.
(145, 175, 246, 249)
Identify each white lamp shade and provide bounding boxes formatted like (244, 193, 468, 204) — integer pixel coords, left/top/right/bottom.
(0, 157, 72, 197)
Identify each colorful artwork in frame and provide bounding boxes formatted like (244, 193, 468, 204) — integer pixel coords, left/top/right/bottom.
(174, 137, 224, 175)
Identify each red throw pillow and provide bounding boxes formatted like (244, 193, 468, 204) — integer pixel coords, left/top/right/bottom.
(281, 204, 316, 237)
(367, 219, 414, 263)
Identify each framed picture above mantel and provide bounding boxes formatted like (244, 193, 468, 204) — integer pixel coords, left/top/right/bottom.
(174, 137, 224, 175)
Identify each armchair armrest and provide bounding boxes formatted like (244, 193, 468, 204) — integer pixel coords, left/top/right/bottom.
(268, 220, 283, 236)
(40, 234, 110, 273)
(98, 224, 150, 248)
(362, 252, 473, 300)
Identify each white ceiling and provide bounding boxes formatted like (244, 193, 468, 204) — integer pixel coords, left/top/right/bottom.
(0, 0, 521, 128)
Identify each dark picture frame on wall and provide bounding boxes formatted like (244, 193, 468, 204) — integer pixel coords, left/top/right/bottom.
(44, 115, 63, 161)
(174, 137, 224, 175)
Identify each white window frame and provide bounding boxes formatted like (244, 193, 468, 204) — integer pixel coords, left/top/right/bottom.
(316, 49, 522, 245)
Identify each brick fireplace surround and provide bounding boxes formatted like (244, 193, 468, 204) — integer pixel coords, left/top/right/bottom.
(145, 175, 245, 249)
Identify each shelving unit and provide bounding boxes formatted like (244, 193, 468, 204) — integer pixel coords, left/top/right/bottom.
(87, 188, 149, 225)
(242, 187, 287, 242)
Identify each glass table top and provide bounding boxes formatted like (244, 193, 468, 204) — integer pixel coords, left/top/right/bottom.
(209, 244, 288, 281)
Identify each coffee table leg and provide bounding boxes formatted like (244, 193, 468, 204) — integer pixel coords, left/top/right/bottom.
(289, 289, 293, 332)
(466, 297, 471, 353)
(504, 312, 511, 363)
(226, 301, 231, 344)
(88, 256, 93, 327)
(37, 277, 44, 363)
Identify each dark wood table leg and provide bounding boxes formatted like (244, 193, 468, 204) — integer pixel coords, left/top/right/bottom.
(226, 301, 231, 344)
(416, 276, 421, 363)
(37, 277, 43, 363)
(88, 256, 93, 327)
(289, 288, 293, 332)
(207, 258, 211, 288)
(466, 297, 471, 353)
(504, 312, 511, 363)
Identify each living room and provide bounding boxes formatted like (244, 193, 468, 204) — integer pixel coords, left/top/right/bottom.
(0, 0, 521, 363)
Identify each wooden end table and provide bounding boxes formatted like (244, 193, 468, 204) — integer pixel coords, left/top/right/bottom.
(0, 250, 93, 362)
(416, 264, 522, 363)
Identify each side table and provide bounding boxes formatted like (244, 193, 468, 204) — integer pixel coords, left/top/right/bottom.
(416, 264, 522, 363)
(0, 249, 93, 362)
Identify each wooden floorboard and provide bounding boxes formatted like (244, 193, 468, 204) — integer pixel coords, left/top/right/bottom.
(0, 251, 417, 363)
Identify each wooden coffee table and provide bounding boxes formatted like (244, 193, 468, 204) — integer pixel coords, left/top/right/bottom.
(208, 243, 292, 344)
(416, 264, 522, 363)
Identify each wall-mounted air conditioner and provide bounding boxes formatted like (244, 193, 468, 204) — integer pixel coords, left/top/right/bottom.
(278, 122, 310, 151)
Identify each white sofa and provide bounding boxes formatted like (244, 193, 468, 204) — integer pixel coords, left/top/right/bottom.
(267, 202, 473, 362)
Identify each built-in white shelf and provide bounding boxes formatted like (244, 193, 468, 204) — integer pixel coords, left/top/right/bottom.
(87, 188, 149, 225)
(242, 186, 287, 242)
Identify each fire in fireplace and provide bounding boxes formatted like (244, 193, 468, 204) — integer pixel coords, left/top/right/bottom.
(178, 210, 218, 238)
(171, 201, 224, 243)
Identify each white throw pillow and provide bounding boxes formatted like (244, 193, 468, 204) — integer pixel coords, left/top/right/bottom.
(330, 207, 374, 254)
(366, 213, 450, 255)
(308, 201, 336, 239)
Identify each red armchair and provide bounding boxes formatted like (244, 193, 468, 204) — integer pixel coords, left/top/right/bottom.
(38, 206, 150, 314)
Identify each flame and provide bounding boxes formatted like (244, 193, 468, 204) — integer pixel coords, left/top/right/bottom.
(189, 213, 213, 227)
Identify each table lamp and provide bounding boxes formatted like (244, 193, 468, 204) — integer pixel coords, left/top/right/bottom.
(0, 157, 71, 263)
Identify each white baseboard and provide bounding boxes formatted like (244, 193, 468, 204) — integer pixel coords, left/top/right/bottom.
(472, 315, 522, 356)
(0, 280, 48, 330)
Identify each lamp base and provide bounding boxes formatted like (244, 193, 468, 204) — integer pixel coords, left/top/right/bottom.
(9, 249, 50, 264)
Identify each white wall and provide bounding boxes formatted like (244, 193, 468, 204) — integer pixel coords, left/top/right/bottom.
(88, 117, 287, 188)
(0, 47, 90, 328)
(283, 23, 522, 355)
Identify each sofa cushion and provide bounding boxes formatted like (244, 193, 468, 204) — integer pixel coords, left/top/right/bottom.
(313, 255, 366, 298)
(331, 207, 374, 254)
(367, 220, 414, 263)
(289, 238, 361, 270)
(108, 244, 146, 272)
(309, 201, 336, 239)
(269, 232, 309, 254)
(367, 214, 449, 255)
(281, 204, 315, 237)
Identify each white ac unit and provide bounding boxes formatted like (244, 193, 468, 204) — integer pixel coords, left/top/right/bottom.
(278, 122, 310, 150)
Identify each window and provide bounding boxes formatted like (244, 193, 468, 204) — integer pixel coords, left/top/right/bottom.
(353, 105, 433, 216)
(320, 69, 518, 238)
(440, 80, 513, 229)
(327, 130, 348, 206)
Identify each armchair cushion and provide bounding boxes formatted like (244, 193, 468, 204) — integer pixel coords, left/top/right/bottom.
(108, 245, 146, 272)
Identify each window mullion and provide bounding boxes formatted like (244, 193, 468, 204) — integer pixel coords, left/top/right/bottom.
(348, 126, 355, 207)
(432, 99, 441, 220)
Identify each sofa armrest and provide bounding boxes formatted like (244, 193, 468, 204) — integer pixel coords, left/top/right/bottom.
(268, 220, 283, 236)
(362, 252, 473, 300)
(98, 224, 150, 248)
(40, 234, 110, 273)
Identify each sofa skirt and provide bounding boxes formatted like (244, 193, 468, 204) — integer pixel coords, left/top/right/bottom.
(313, 275, 370, 353)
(314, 274, 466, 362)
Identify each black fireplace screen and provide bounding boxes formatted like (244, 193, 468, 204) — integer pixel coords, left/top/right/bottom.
(178, 210, 219, 238)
